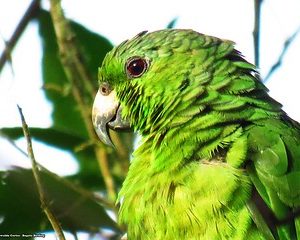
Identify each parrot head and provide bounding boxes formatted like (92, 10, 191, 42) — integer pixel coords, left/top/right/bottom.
(92, 29, 272, 146)
(93, 29, 206, 145)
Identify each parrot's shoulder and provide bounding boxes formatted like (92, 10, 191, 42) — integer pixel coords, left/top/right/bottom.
(245, 117, 300, 239)
(246, 117, 300, 181)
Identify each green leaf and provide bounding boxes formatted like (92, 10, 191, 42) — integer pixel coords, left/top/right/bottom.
(1, 127, 83, 150)
(0, 168, 120, 234)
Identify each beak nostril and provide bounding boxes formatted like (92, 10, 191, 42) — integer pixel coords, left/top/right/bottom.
(99, 82, 112, 96)
(100, 86, 109, 95)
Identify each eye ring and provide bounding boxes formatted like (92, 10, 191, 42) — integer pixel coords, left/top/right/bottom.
(99, 82, 112, 96)
(125, 56, 149, 79)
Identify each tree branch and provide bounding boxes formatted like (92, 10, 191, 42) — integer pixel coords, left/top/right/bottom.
(253, 0, 263, 68)
(49, 0, 116, 201)
(0, 0, 40, 74)
(263, 27, 300, 83)
(17, 105, 66, 240)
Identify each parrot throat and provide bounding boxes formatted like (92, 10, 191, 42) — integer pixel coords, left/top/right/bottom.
(144, 114, 244, 173)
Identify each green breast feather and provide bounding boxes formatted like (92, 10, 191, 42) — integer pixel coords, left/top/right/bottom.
(92, 29, 300, 239)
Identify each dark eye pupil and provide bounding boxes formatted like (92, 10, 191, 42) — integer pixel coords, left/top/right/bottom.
(130, 61, 143, 74)
(126, 58, 148, 78)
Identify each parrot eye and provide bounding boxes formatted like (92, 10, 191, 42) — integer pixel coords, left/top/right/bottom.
(99, 82, 112, 96)
(126, 57, 148, 78)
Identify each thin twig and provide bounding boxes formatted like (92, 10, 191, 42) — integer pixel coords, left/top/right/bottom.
(263, 27, 300, 83)
(253, 0, 262, 68)
(17, 105, 66, 240)
(49, 0, 116, 201)
(0, 0, 40, 73)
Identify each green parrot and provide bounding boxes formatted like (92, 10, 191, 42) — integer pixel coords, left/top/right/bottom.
(92, 29, 300, 240)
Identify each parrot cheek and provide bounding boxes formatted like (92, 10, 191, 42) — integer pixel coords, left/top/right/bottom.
(92, 89, 130, 146)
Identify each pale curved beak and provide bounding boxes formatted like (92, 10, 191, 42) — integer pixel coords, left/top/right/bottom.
(92, 89, 130, 146)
